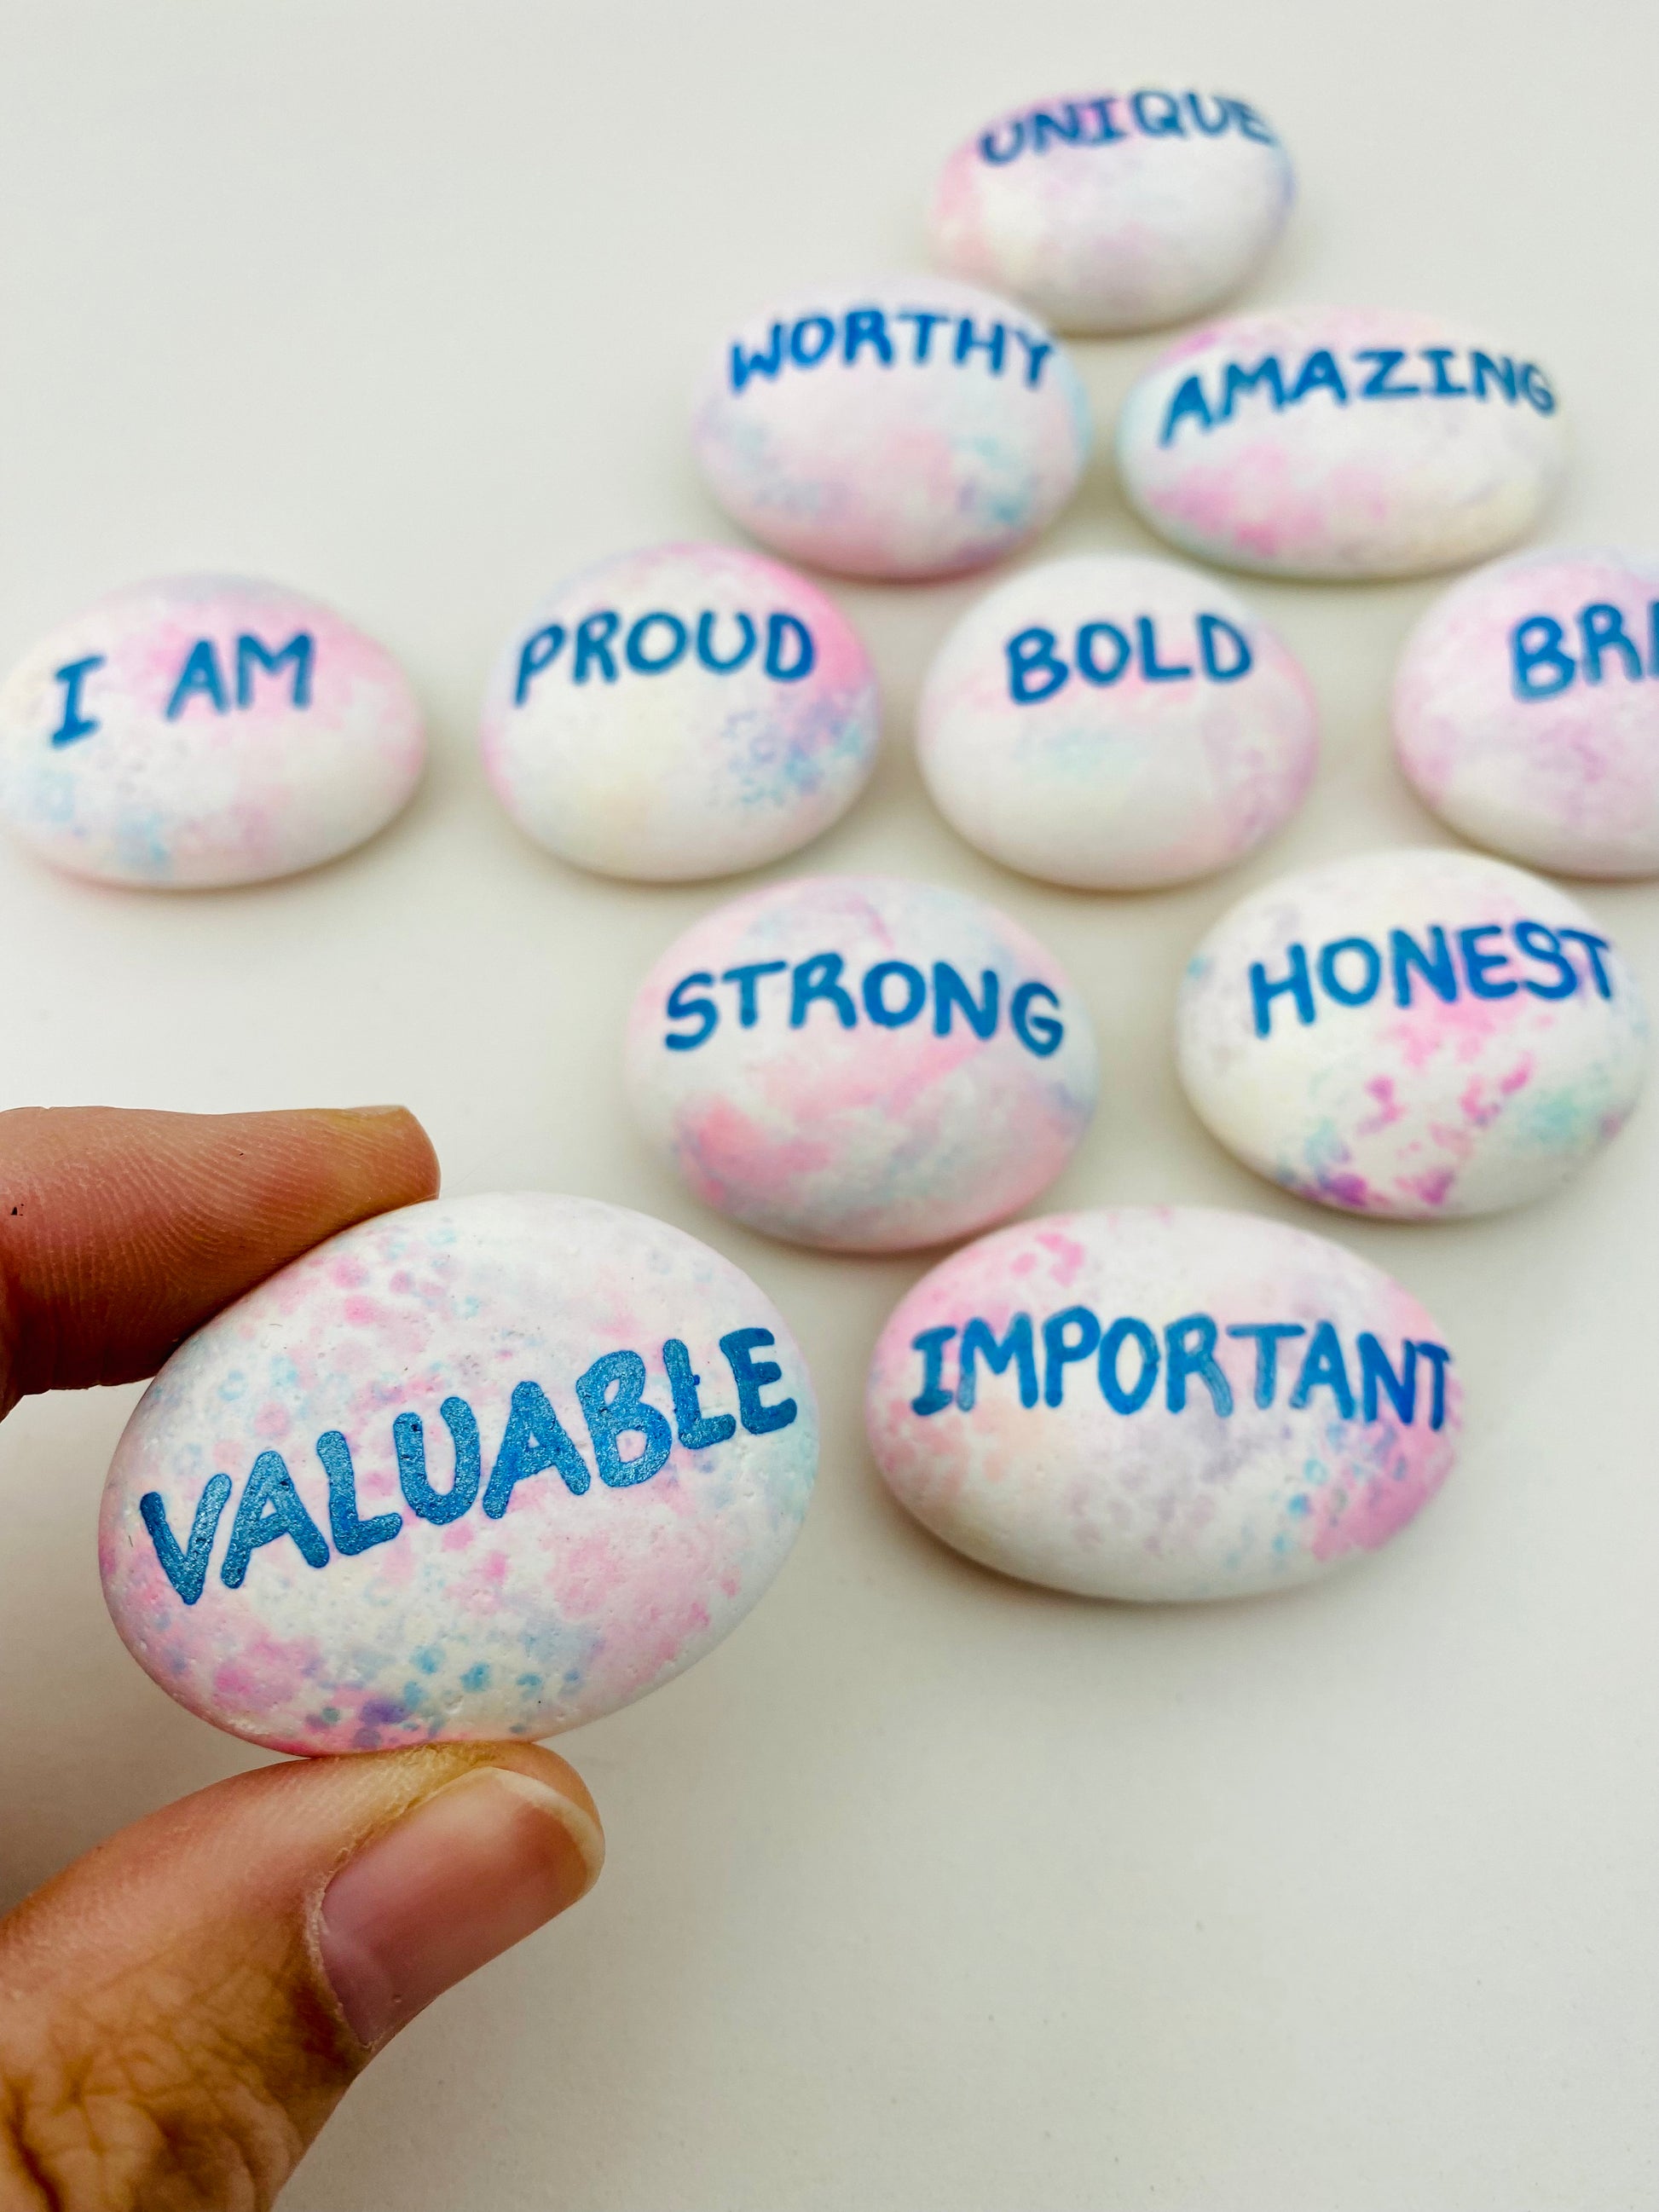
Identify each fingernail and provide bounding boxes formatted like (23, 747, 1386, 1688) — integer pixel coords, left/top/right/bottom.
(319, 1769, 602, 2047)
(338, 1104, 410, 1118)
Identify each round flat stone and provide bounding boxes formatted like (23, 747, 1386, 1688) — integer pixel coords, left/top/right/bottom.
(100, 1193, 818, 1755)
(624, 874, 1099, 1251)
(480, 542, 879, 881)
(867, 1204, 1459, 1602)
(918, 552, 1318, 888)
(0, 574, 425, 887)
(691, 277, 1090, 580)
(1176, 846, 1647, 1217)
(1395, 548, 1659, 878)
(928, 86, 1294, 335)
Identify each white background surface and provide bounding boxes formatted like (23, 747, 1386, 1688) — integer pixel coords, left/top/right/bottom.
(0, 3, 1655, 2207)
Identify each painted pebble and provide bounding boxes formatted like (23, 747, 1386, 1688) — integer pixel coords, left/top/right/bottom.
(928, 87, 1294, 336)
(918, 552, 1318, 889)
(1117, 309, 1565, 580)
(1176, 846, 1647, 1218)
(624, 875, 1099, 1251)
(1394, 549, 1659, 879)
(867, 1204, 1459, 1602)
(691, 277, 1090, 580)
(479, 543, 879, 881)
(100, 1193, 818, 1755)
(0, 575, 425, 887)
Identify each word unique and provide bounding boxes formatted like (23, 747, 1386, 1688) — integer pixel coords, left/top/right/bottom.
(513, 606, 815, 704)
(1512, 600, 1659, 700)
(1006, 611, 1252, 703)
(1246, 917, 1614, 1038)
(1159, 347, 1556, 448)
(729, 306, 1055, 395)
(664, 952, 1066, 1057)
(909, 1307, 1450, 1427)
(49, 631, 315, 747)
(139, 1329, 796, 1606)
(978, 90, 1278, 164)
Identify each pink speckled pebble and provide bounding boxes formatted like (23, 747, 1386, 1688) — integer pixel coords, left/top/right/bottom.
(0, 575, 425, 887)
(99, 1193, 818, 1756)
(624, 875, 1099, 1251)
(1176, 847, 1648, 1218)
(1394, 549, 1659, 878)
(918, 552, 1318, 889)
(867, 1205, 1460, 1602)
(479, 542, 879, 881)
(1117, 308, 1566, 580)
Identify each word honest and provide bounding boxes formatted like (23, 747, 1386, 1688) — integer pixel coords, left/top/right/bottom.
(1245, 917, 1615, 1037)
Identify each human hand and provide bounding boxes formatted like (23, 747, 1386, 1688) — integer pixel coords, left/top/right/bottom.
(0, 1108, 604, 2212)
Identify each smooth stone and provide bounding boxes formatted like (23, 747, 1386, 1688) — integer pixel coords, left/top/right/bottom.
(918, 552, 1318, 889)
(479, 542, 879, 881)
(1395, 548, 1659, 879)
(866, 1204, 1459, 1602)
(928, 87, 1293, 336)
(1117, 308, 1566, 580)
(690, 277, 1090, 581)
(624, 874, 1099, 1251)
(1176, 847, 1647, 1218)
(0, 575, 425, 887)
(99, 1193, 818, 1755)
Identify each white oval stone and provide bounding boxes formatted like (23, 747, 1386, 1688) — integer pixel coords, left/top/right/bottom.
(918, 552, 1317, 889)
(0, 575, 425, 887)
(624, 875, 1099, 1251)
(928, 87, 1294, 336)
(866, 1204, 1459, 1602)
(1117, 309, 1566, 580)
(1395, 548, 1659, 878)
(99, 1193, 818, 1755)
(691, 277, 1090, 580)
(479, 542, 879, 881)
(1176, 847, 1647, 1218)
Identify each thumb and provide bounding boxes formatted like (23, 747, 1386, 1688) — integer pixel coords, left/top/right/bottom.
(0, 1743, 602, 2212)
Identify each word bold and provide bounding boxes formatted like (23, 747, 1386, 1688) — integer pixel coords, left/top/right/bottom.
(1007, 611, 1251, 702)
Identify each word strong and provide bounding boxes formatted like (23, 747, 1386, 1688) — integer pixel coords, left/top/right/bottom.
(49, 629, 315, 746)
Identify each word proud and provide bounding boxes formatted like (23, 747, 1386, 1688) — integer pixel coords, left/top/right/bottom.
(1160, 345, 1556, 448)
(138, 1329, 796, 1606)
(1006, 610, 1252, 702)
(512, 606, 815, 703)
(730, 305, 1055, 395)
(1244, 917, 1616, 1037)
(663, 951, 1066, 1056)
(908, 1306, 1451, 1427)
(1511, 598, 1659, 700)
(976, 90, 1279, 163)
(49, 630, 314, 746)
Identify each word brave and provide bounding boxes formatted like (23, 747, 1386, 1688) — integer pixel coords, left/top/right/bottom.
(663, 952, 1066, 1056)
(908, 1307, 1450, 1426)
(49, 632, 315, 746)
(730, 306, 1055, 394)
(1160, 347, 1556, 447)
(138, 1329, 796, 1606)
(977, 90, 1279, 164)
(1245, 917, 1615, 1037)
(1512, 600, 1659, 699)
(514, 606, 814, 702)
(1007, 611, 1252, 702)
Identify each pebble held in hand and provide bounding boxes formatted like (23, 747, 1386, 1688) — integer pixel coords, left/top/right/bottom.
(100, 1193, 818, 1754)
(1176, 847, 1648, 1218)
(1394, 548, 1659, 878)
(919, 552, 1318, 889)
(480, 542, 880, 881)
(691, 277, 1090, 580)
(1117, 309, 1565, 580)
(624, 875, 1099, 1250)
(928, 87, 1294, 336)
(867, 1205, 1459, 1602)
(0, 575, 425, 887)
